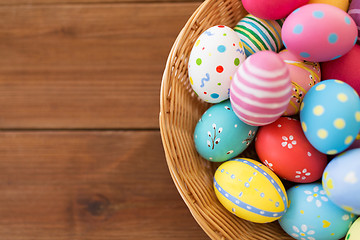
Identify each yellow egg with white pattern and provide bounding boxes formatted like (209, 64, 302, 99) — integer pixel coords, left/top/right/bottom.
(213, 158, 288, 223)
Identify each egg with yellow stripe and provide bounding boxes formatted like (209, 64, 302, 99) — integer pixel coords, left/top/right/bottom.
(234, 14, 284, 57)
(279, 49, 321, 116)
(214, 158, 288, 223)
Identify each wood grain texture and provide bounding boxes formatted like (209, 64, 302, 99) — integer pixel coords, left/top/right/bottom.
(0, 131, 208, 239)
(0, 0, 202, 6)
(0, 2, 200, 129)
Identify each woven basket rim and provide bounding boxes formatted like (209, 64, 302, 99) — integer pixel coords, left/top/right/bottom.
(160, 1, 217, 237)
(159, 1, 297, 239)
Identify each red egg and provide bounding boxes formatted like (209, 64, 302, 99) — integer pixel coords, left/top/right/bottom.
(242, 0, 309, 20)
(255, 117, 327, 183)
(321, 44, 360, 95)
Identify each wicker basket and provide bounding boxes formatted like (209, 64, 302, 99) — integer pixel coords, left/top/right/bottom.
(160, 0, 295, 239)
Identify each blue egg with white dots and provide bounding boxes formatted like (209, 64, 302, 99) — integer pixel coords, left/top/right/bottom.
(300, 80, 360, 155)
(194, 100, 258, 162)
(279, 183, 356, 240)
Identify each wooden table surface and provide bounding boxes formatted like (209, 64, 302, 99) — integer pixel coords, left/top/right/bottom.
(0, 0, 210, 239)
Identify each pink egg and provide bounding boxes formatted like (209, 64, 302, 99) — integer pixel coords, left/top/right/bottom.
(349, 0, 360, 43)
(242, 0, 309, 20)
(279, 49, 321, 116)
(282, 4, 358, 62)
(230, 51, 291, 126)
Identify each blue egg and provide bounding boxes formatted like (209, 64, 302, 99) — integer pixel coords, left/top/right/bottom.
(323, 148, 360, 215)
(194, 100, 258, 162)
(279, 183, 356, 240)
(300, 80, 360, 155)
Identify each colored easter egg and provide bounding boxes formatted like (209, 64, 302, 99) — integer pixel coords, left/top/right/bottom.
(214, 158, 288, 223)
(194, 100, 258, 162)
(233, 14, 284, 57)
(255, 117, 327, 183)
(282, 4, 358, 62)
(188, 25, 246, 103)
(230, 51, 291, 126)
(346, 217, 360, 240)
(279, 49, 321, 116)
(300, 80, 360, 154)
(322, 148, 360, 214)
(349, 0, 360, 43)
(308, 0, 349, 11)
(321, 42, 360, 95)
(279, 183, 356, 240)
(242, 0, 309, 20)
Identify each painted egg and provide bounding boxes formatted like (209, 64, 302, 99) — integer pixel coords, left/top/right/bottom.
(346, 217, 360, 240)
(282, 4, 358, 62)
(308, 0, 349, 12)
(213, 158, 288, 223)
(349, 0, 360, 43)
(194, 100, 258, 162)
(233, 14, 284, 57)
(321, 43, 360, 95)
(279, 183, 357, 240)
(255, 117, 327, 183)
(230, 51, 291, 126)
(188, 25, 246, 103)
(279, 49, 321, 116)
(322, 148, 360, 214)
(242, 0, 309, 20)
(300, 80, 360, 155)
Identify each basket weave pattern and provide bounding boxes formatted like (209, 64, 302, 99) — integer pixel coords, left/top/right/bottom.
(160, 0, 294, 239)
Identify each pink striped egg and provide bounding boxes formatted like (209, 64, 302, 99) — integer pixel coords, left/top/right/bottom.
(230, 51, 291, 126)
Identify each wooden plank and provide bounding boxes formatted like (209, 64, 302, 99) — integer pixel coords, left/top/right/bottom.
(0, 131, 209, 239)
(0, 2, 200, 129)
(0, 0, 202, 6)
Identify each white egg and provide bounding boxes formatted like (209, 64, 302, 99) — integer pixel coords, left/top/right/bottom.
(188, 25, 246, 103)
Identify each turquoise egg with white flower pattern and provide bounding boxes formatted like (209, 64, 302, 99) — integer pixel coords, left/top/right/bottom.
(194, 100, 258, 162)
(300, 79, 360, 155)
(279, 183, 356, 240)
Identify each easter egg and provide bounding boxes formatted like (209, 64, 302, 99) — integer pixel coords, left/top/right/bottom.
(230, 51, 291, 126)
(233, 14, 284, 57)
(349, 0, 360, 43)
(322, 148, 360, 214)
(194, 100, 258, 162)
(188, 25, 246, 103)
(308, 0, 349, 11)
(255, 117, 327, 183)
(300, 80, 360, 155)
(213, 158, 288, 223)
(282, 4, 358, 62)
(242, 0, 309, 20)
(279, 49, 321, 116)
(346, 217, 360, 240)
(321, 44, 360, 95)
(279, 183, 356, 240)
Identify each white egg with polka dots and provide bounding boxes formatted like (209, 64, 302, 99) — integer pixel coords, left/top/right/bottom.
(188, 25, 246, 103)
(300, 79, 360, 155)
